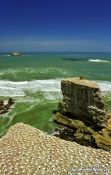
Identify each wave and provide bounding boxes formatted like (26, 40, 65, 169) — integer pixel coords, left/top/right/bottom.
(0, 79, 61, 97)
(0, 79, 111, 101)
(4, 54, 29, 57)
(95, 81, 111, 92)
(0, 67, 70, 82)
(88, 59, 109, 63)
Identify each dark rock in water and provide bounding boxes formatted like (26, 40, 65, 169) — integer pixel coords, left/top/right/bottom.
(8, 98, 14, 105)
(54, 77, 111, 151)
(0, 98, 15, 115)
(9, 51, 24, 56)
(0, 100, 4, 110)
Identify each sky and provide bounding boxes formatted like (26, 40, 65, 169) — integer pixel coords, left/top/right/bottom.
(0, 0, 111, 52)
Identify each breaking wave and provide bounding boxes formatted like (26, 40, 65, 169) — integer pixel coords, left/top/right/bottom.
(88, 59, 109, 63)
(95, 80, 111, 92)
(0, 79, 111, 96)
(0, 79, 61, 97)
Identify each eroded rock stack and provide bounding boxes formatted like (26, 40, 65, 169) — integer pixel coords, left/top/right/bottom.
(58, 78, 107, 129)
(54, 77, 111, 151)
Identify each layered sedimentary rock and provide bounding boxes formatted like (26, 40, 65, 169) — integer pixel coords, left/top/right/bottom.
(54, 112, 111, 151)
(54, 78, 111, 151)
(0, 123, 111, 175)
(93, 113, 111, 151)
(58, 78, 107, 129)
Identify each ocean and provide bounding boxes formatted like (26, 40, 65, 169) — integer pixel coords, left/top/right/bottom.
(0, 52, 111, 137)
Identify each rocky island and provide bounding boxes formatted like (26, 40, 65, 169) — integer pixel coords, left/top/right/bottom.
(9, 51, 24, 56)
(54, 77, 111, 151)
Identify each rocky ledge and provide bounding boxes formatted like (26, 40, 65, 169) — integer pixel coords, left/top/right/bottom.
(0, 123, 111, 174)
(54, 77, 111, 151)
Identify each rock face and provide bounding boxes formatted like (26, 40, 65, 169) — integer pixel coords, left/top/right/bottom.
(54, 78, 111, 151)
(54, 112, 111, 151)
(93, 113, 111, 151)
(58, 78, 107, 129)
(0, 123, 111, 175)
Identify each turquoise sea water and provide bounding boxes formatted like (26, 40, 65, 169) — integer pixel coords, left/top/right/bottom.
(0, 52, 111, 136)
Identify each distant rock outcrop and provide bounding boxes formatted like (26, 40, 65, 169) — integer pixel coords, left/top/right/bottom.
(54, 77, 111, 151)
(9, 51, 23, 56)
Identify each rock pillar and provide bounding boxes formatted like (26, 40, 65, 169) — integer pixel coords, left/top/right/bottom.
(58, 78, 107, 129)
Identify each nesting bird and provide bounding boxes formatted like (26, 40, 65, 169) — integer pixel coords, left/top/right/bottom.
(0, 123, 111, 175)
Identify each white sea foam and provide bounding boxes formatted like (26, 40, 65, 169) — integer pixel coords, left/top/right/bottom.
(0, 79, 61, 97)
(0, 79, 111, 99)
(94, 81, 111, 92)
(88, 59, 109, 63)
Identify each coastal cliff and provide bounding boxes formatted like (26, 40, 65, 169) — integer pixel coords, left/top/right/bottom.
(54, 77, 111, 151)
